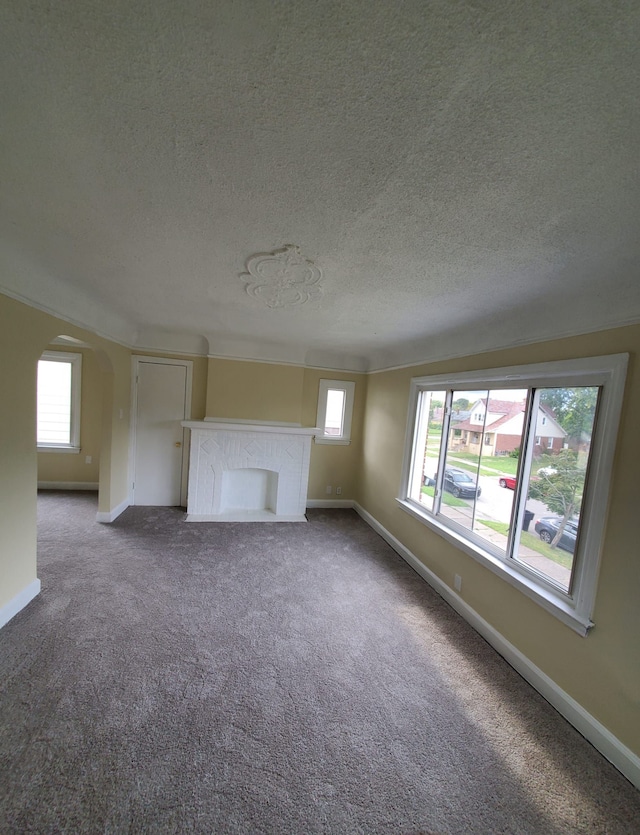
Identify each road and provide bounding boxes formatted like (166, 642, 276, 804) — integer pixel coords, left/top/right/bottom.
(476, 475, 549, 525)
(423, 458, 552, 526)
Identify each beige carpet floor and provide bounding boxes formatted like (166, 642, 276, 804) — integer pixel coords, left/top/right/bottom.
(1, 491, 638, 833)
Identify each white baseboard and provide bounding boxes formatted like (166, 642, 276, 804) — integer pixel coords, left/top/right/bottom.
(38, 481, 99, 491)
(306, 499, 355, 509)
(353, 502, 640, 791)
(0, 579, 41, 630)
(96, 498, 129, 523)
(186, 512, 307, 522)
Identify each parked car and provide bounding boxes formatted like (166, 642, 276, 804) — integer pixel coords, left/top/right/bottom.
(443, 467, 482, 499)
(499, 476, 516, 490)
(534, 516, 578, 553)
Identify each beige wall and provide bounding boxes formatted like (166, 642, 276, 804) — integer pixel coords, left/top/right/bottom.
(0, 293, 131, 611)
(104, 345, 133, 513)
(4, 286, 638, 763)
(37, 346, 102, 485)
(302, 368, 366, 500)
(1, 299, 39, 610)
(204, 358, 366, 501)
(358, 324, 640, 757)
(206, 358, 305, 424)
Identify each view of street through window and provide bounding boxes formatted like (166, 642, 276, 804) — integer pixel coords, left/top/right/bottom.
(413, 387, 599, 592)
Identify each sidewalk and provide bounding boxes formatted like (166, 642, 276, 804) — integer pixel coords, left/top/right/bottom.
(438, 505, 571, 588)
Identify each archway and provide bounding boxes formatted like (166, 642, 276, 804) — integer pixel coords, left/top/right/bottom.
(35, 333, 115, 516)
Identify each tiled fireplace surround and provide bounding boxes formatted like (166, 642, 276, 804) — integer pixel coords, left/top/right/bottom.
(181, 420, 318, 522)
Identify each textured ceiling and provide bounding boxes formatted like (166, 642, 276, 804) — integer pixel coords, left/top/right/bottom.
(1, 0, 639, 371)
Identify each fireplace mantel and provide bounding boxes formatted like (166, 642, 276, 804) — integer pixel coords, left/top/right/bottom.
(181, 420, 319, 522)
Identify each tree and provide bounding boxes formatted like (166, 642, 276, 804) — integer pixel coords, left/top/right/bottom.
(528, 450, 585, 547)
(428, 398, 443, 430)
(453, 397, 470, 412)
(540, 387, 598, 446)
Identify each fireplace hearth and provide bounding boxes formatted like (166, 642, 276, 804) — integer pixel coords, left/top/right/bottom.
(181, 420, 319, 521)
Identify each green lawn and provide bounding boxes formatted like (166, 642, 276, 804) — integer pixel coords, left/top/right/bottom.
(425, 448, 517, 477)
(426, 436, 564, 487)
(447, 451, 519, 476)
(425, 455, 510, 478)
(427, 448, 561, 480)
(480, 519, 574, 569)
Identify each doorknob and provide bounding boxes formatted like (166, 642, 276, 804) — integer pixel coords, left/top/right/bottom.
(175, 441, 182, 447)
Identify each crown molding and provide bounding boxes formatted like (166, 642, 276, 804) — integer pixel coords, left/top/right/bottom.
(0, 284, 137, 350)
(366, 314, 640, 374)
(3, 286, 639, 377)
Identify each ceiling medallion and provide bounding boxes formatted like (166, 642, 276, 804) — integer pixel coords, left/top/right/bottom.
(242, 245, 323, 309)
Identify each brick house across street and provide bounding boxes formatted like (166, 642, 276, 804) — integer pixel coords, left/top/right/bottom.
(449, 398, 567, 457)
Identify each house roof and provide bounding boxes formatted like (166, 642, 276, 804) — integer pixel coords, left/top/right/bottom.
(1, 1, 639, 371)
(454, 400, 525, 433)
(479, 399, 524, 416)
(455, 399, 567, 436)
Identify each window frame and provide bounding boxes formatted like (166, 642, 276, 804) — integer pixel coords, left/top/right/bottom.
(37, 351, 82, 453)
(397, 354, 628, 635)
(315, 379, 356, 445)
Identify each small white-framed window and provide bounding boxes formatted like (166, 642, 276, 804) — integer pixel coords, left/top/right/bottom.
(315, 380, 356, 445)
(397, 354, 627, 635)
(37, 351, 82, 452)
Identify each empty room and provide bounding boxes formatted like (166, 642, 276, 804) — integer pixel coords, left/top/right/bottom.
(1, 1, 639, 832)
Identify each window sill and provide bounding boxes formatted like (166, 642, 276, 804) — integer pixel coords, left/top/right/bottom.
(395, 497, 593, 636)
(314, 438, 351, 446)
(37, 445, 81, 454)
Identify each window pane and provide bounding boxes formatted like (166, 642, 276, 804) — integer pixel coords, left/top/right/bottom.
(37, 360, 72, 444)
(324, 389, 345, 436)
(409, 391, 445, 511)
(440, 389, 527, 553)
(514, 386, 600, 592)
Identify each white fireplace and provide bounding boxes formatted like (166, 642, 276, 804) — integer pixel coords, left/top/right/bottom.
(181, 420, 318, 522)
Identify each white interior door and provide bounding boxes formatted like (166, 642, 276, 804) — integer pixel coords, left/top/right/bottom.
(132, 359, 191, 506)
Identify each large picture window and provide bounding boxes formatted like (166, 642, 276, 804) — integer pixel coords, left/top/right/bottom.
(37, 351, 82, 452)
(398, 355, 627, 634)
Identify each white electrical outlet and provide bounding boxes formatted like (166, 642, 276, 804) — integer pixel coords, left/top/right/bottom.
(326, 485, 332, 494)
(85, 455, 92, 464)
(336, 487, 342, 495)
(454, 574, 462, 592)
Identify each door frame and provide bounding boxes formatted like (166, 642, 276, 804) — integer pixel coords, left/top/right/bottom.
(129, 355, 193, 506)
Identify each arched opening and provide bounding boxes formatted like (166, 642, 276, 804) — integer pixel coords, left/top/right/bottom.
(35, 334, 114, 515)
